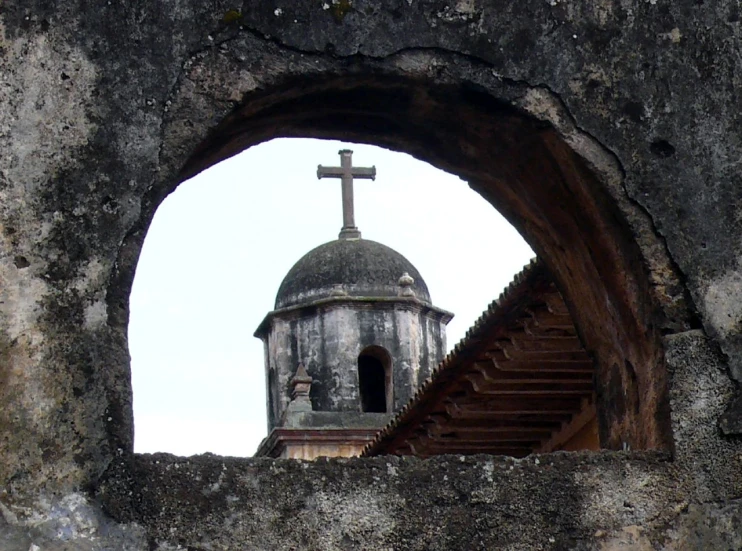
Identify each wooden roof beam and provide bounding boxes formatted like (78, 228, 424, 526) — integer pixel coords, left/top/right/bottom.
(416, 442, 536, 455)
(444, 408, 577, 424)
(522, 319, 576, 337)
(525, 308, 574, 327)
(431, 416, 565, 430)
(490, 357, 594, 374)
(446, 398, 585, 414)
(464, 373, 594, 393)
(537, 399, 598, 453)
(415, 432, 538, 448)
(541, 288, 569, 309)
(508, 335, 584, 352)
(497, 347, 592, 363)
(470, 362, 593, 383)
(462, 376, 593, 397)
(429, 427, 554, 440)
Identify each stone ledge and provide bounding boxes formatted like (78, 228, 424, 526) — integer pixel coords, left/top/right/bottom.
(95, 450, 686, 550)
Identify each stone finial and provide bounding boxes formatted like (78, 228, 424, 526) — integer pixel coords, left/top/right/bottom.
(288, 363, 313, 412)
(398, 272, 416, 297)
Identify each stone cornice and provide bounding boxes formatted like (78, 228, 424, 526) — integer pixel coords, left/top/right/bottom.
(254, 295, 454, 339)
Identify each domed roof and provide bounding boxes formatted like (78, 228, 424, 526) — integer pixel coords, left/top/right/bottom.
(275, 239, 431, 309)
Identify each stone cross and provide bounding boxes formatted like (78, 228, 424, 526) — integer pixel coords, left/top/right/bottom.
(317, 149, 376, 239)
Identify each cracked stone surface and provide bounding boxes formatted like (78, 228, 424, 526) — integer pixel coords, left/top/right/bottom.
(1, 0, 742, 549)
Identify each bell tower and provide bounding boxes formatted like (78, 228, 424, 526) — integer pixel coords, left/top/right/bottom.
(254, 150, 453, 459)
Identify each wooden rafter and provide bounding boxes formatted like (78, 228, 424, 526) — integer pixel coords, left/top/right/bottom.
(362, 259, 599, 458)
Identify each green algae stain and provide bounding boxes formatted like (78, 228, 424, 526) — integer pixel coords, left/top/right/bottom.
(222, 9, 243, 24)
(324, 0, 353, 22)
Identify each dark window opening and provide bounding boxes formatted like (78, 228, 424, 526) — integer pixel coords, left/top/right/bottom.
(359, 354, 387, 413)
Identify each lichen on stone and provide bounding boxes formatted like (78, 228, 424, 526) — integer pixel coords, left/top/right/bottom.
(323, 0, 352, 23)
(222, 9, 243, 23)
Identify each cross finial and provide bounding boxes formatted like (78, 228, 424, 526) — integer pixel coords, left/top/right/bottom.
(317, 149, 376, 240)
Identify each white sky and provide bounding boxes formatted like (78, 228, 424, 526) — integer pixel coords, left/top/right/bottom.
(129, 138, 534, 457)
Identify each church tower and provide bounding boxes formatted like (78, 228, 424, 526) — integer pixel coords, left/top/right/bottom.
(254, 150, 452, 459)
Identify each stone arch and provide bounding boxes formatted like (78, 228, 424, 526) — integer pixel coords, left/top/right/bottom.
(105, 45, 690, 457)
(358, 345, 393, 414)
(6, 1, 742, 547)
(81, 44, 695, 495)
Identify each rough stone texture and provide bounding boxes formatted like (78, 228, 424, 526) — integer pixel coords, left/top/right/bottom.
(665, 330, 742, 503)
(1, 0, 742, 548)
(99, 451, 685, 551)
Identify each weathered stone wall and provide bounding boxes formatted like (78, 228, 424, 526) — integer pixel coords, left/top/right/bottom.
(1, 0, 742, 549)
(3, 331, 740, 550)
(261, 300, 447, 424)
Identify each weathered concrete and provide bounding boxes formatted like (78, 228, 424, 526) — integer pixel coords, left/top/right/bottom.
(259, 300, 449, 425)
(1, 0, 742, 548)
(98, 452, 687, 550)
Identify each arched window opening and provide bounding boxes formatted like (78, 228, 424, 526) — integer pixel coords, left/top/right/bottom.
(129, 138, 532, 456)
(127, 58, 672, 459)
(358, 348, 391, 413)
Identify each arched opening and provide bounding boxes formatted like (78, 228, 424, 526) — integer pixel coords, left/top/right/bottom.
(1, 5, 717, 529)
(358, 356, 386, 413)
(358, 346, 393, 413)
(115, 54, 683, 459)
(129, 139, 531, 455)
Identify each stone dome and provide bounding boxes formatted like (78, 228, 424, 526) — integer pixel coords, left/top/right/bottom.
(275, 239, 431, 309)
